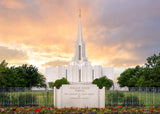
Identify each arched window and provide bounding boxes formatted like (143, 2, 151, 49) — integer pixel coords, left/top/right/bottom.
(79, 45, 81, 60)
(66, 69, 67, 79)
(92, 69, 94, 80)
(79, 69, 81, 82)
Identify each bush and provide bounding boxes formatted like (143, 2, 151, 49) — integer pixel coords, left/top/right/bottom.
(92, 76, 113, 89)
(54, 78, 69, 89)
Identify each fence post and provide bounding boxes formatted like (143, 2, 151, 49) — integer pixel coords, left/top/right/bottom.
(17, 87, 19, 107)
(111, 90, 112, 106)
(125, 91, 127, 106)
(9, 87, 11, 107)
(10, 87, 12, 107)
(146, 87, 148, 107)
(52, 87, 54, 106)
(157, 87, 160, 105)
(153, 87, 154, 107)
(39, 87, 40, 107)
(159, 87, 160, 106)
(139, 87, 141, 107)
(46, 87, 48, 107)
(3, 87, 4, 107)
(32, 88, 33, 107)
(117, 90, 119, 106)
(132, 87, 133, 107)
(25, 87, 26, 106)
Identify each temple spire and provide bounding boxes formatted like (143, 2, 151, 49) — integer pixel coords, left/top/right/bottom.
(79, 9, 81, 17)
(70, 9, 89, 64)
(77, 9, 83, 42)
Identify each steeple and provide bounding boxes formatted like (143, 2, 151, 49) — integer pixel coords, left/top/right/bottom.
(70, 9, 89, 65)
(79, 9, 81, 17)
(77, 9, 83, 42)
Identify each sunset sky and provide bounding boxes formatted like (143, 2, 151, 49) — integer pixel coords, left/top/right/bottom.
(0, 0, 160, 78)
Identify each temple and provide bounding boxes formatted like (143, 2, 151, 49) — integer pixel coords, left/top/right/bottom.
(46, 10, 114, 84)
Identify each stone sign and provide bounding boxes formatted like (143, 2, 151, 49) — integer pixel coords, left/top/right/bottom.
(54, 84, 105, 108)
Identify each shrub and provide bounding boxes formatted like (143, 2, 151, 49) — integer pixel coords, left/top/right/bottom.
(92, 76, 113, 89)
(54, 78, 69, 89)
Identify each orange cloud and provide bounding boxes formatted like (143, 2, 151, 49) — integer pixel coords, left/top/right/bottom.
(0, 46, 28, 65)
(0, 0, 26, 9)
(0, 0, 160, 76)
(42, 60, 69, 67)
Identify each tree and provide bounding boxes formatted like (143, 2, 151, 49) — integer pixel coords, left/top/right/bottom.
(21, 64, 46, 87)
(145, 53, 160, 68)
(0, 60, 46, 87)
(92, 76, 113, 89)
(118, 53, 160, 88)
(0, 60, 8, 87)
(2, 66, 27, 87)
(137, 53, 160, 87)
(54, 78, 69, 89)
(117, 66, 142, 87)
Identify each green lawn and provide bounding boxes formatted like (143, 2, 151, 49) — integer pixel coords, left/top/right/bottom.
(105, 90, 160, 107)
(0, 90, 54, 107)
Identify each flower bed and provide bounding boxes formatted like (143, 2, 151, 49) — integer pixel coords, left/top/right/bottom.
(0, 106, 160, 114)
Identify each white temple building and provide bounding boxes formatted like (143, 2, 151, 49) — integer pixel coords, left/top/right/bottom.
(46, 10, 114, 84)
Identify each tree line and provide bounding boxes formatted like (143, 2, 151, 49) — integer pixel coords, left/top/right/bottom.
(118, 53, 160, 88)
(0, 60, 46, 87)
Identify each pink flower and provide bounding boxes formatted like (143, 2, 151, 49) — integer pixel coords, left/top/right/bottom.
(0, 108, 4, 111)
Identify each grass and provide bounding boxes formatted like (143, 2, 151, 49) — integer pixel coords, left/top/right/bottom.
(0, 89, 160, 107)
(105, 90, 160, 107)
(0, 90, 54, 107)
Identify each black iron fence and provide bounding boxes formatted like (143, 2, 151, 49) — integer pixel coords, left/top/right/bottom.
(0, 87, 160, 107)
(106, 87, 160, 107)
(0, 87, 54, 107)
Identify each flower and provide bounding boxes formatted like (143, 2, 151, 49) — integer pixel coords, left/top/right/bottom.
(0, 106, 160, 113)
(9, 108, 13, 111)
(0, 108, 4, 112)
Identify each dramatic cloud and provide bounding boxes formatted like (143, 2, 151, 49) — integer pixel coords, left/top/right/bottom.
(0, 45, 28, 65)
(0, 0, 26, 9)
(86, 0, 160, 68)
(0, 0, 160, 75)
(42, 60, 69, 67)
